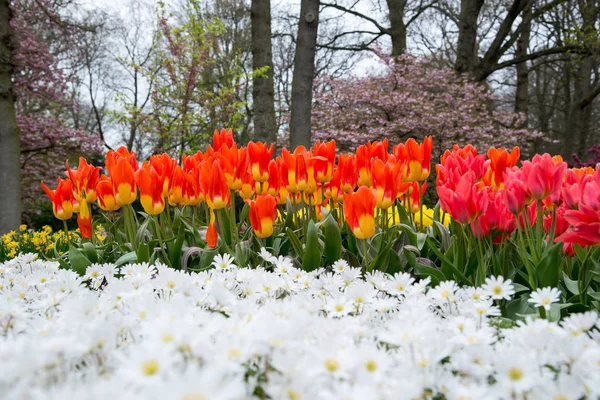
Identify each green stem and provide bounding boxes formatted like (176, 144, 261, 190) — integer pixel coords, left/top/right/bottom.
(362, 239, 369, 272)
(230, 190, 237, 245)
(476, 232, 486, 286)
(538, 306, 548, 320)
(418, 182, 424, 231)
(63, 220, 70, 247)
(152, 215, 173, 268)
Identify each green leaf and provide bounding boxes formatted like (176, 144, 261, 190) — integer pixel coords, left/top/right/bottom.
(562, 272, 579, 295)
(218, 209, 232, 246)
(68, 245, 92, 275)
(302, 220, 321, 272)
(137, 242, 150, 263)
(81, 242, 99, 264)
(285, 227, 304, 260)
(169, 214, 186, 269)
(115, 251, 139, 267)
(414, 263, 446, 286)
(513, 282, 530, 294)
(385, 250, 403, 275)
(399, 224, 418, 247)
(506, 293, 535, 320)
(535, 243, 563, 288)
(369, 244, 391, 272)
(323, 214, 342, 266)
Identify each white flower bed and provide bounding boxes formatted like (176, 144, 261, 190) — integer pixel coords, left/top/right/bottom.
(1, 253, 600, 399)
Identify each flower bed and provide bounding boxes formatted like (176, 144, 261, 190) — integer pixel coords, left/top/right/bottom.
(1, 254, 599, 399)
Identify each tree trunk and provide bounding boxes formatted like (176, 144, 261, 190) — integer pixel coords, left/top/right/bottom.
(514, 0, 532, 125)
(290, 0, 320, 149)
(455, 0, 484, 75)
(386, 0, 407, 56)
(251, 0, 277, 144)
(0, 0, 21, 233)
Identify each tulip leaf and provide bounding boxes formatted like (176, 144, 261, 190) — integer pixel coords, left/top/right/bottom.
(562, 272, 579, 295)
(68, 245, 91, 275)
(136, 241, 150, 263)
(399, 224, 418, 247)
(218, 209, 232, 246)
(169, 214, 186, 269)
(323, 214, 342, 266)
(396, 204, 412, 226)
(115, 251, 139, 267)
(385, 249, 403, 275)
(403, 247, 417, 268)
(535, 243, 562, 288)
(285, 227, 304, 260)
(302, 220, 321, 272)
(81, 242, 99, 264)
(369, 243, 391, 272)
(512, 282, 530, 294)
(414, 262, 445, 286)
(200, 248, 219, 270)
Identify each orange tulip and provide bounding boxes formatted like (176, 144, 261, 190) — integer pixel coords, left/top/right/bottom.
(110, 157, 137, 206)
(168, 166, 186, 206)
(96, 175, 120, 211)
(248, 193, 278, 239)
(135, 162, 166, 215)
(149, 153, 176, 198)
(248, 141, 274, 183)
(371, 159, 398, 210)
(213, 128, 234, 150)
(77, 199, 93, 239)
(216, 144, 248, 190)
(337, 154, 357, 193)
(199, 159, 230, 209)
(106, 146, 138, 174)
(312, 140, 336, 183)
(238, 172, 256, 201)
(344, 186, 377, 239)
(324, 168, 344, 203)
(41, 178, 74, 220)
(183, 171, 204, 206)
(484, 147, 520, 188)
(394, 136, 432, 182)
(207, 210, 218, 248)
(66, 157, 101, 203)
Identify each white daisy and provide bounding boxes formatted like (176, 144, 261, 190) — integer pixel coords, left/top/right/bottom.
(528, 287, 561, 311)
(482, 276, 515, 300)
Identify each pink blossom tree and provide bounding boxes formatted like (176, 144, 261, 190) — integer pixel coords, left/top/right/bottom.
(11, 0, 101, 214)
(312, 53, 545, 155)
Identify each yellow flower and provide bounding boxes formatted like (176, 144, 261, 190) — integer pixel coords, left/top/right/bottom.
(19, 224, 27, 232)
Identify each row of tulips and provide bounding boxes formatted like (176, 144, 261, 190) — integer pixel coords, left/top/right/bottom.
(41, 129, 431, 251)
(40, 130, 600, 316)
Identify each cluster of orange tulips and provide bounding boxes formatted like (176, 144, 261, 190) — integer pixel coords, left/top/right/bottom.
(41, 130, 433, 246)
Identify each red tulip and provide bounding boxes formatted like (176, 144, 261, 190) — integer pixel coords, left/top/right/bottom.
(522, 153, 567, 201)
(437, 172, 488, 225)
